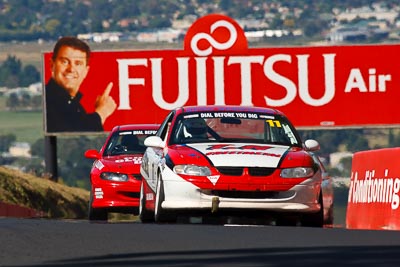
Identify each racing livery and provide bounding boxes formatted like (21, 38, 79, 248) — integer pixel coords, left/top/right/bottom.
(84, 124, 159, 221)
(140, 106, 333, 226)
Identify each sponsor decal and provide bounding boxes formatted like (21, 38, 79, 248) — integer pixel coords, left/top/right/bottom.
(187, 143, 287, 168)
(120, 130, 157, 135)
(95, 160, 104, 170)
(207, 175, 220, 185)
(115, 156, 143, 164)
(348, 169, 400, 210)
(94, 188, 104, 199)
(198, 112, 262, 119)
(205, 144, 281, 157)
(146, 193, 154, 201)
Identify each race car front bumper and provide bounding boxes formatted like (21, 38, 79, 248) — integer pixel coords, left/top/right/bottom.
(91, 182, 141, 209)
(160, 167, 322, 213)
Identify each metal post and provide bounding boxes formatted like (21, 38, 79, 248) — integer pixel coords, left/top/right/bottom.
(44, 135, 58, 181)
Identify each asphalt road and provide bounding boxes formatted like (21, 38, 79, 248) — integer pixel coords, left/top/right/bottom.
(1, 218, 400, 267)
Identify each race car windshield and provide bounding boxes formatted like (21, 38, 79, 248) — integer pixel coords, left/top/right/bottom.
(170, 112, 301, 146)
(104, 131, 148, 156)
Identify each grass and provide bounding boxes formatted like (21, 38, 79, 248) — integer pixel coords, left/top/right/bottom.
(0, 165, 139, 221)
(0, 109, 43, 144)
(0, 166, 89, 218)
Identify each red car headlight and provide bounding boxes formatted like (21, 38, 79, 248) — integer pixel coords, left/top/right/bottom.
(280, 167, 314, 178)
(100, 172, 129, 182)
(173, 165, 211, 176)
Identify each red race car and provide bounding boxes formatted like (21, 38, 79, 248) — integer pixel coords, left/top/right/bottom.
(140, 105, 333, 226)
(84, 124, 159, 221)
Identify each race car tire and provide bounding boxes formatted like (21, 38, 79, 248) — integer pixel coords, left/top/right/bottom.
(88, 191, 108, 221)
(301, 191, 324, 227)
(139, 182, 154, 223)
(154, 174, 175, 223)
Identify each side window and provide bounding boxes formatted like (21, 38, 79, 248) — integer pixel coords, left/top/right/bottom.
(104, 133, 119, 155)
(157, 111, 175, 140)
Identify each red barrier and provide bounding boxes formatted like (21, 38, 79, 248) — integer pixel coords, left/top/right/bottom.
(0, 202, 45, 218)
(347, 148, 400, 230)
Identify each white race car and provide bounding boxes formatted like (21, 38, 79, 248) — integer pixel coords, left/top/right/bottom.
(140, 105, 333, 226)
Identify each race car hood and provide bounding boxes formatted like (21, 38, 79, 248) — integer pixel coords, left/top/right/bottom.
(95, 154, 143, 173)
(172, 143, 290, 168)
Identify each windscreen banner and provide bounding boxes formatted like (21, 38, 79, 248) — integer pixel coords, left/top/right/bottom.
(346, 148, 400, 230)
(42, 14, 400, 134)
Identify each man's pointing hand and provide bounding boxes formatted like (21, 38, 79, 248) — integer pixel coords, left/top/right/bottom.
(95, 82, 117, 124)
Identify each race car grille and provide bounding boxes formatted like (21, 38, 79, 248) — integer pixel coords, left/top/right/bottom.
(248, 167, 275, 176)
(216, 167, 275, 177)
(206, 190, 279, 199)
(217, 167, 243, 176)
(121, 192, 140, 198)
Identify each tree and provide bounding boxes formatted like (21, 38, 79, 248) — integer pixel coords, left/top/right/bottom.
(0, 54, 40, 87)
(57, 136, 106, 188)
(148, 16, 171, 29)
(303, 21, 322, 37)
(44, 19, 61, 36)
(0, 55, 22, 87)
(21, 65, 40, 86)
(20, 93, 31, 108)
(0, 134, 17, 152)
(1, 55, 22, 75)
(31, 95, 42, 111)
(6, 93, 19, 111)
(30, 138, 45, 158)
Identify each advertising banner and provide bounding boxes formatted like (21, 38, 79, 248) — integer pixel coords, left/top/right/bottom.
(347, 148, 400, 230)
(43, 14, 400, 134)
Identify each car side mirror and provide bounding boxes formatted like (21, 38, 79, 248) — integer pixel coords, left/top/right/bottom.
(84, 149, 101, 159)
(304, 139, 320, 152)
(144, 136, 165, 148)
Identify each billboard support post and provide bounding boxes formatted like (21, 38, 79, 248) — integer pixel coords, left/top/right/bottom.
(44, 136, 58, 182)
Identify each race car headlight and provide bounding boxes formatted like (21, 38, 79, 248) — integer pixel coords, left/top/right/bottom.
(280, 167, 314, 178)
(173, 165, 211, 176)
(100, 172, 129, 182)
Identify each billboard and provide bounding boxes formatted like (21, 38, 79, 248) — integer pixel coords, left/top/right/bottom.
(43, 14, 400, 134)
(347, 148, 400, 230)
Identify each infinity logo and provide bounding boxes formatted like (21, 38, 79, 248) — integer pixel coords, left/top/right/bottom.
(190, 20, 237, 56)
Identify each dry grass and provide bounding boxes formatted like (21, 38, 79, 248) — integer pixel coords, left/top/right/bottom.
(0, 166, 140, 221)
(0, 166, 89, 219)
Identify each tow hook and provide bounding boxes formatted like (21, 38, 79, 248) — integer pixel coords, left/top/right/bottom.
(211, 197, 220, 213)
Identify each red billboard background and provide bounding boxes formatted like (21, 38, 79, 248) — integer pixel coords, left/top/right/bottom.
(43, 14, 400, 134)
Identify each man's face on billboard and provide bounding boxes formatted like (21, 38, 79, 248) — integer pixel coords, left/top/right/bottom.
(51, 46, 89, 97)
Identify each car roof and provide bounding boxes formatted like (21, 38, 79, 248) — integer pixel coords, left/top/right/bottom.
(111, 124, 159, 133)
(177, 105, 284, 116)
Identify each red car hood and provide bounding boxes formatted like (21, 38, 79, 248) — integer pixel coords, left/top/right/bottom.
(171, 143, 290, 168)
(97, 154, 143, 174)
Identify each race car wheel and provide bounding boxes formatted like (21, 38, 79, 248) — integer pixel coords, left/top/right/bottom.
(88, 191, 108, 221)
(139, 182, 154, 223)
(301, 191, 324, 227)
(154, 174, 175, 223)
